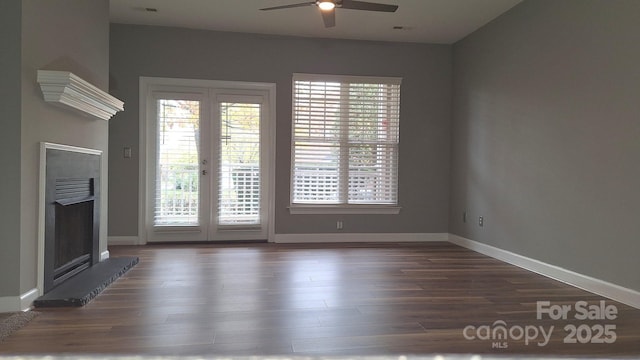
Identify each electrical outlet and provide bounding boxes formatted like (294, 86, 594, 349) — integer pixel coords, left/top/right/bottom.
(337, 221, 343, 230)
(479, 216, 484, 227)
(123, 147, 132, 159)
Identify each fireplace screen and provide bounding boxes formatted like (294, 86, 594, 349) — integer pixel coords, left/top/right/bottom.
(53, 186, 94, 282)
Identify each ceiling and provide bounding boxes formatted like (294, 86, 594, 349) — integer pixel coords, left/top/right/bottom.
(109, 0, 522, 44)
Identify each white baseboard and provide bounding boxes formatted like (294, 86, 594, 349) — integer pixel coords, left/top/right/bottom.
(100, 250, 110, 261)
(448, 234, 640, 310)
(108, 236, 139, 246)
(20, 288, 39, 310)
(0, 288, 39, 312)
(273, 232, 448, 243)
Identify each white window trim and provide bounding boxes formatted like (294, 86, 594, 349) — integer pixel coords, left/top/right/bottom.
(288, 204, 401, 215)
(289, 73, 402, 214)
(292, 73, 402, 86)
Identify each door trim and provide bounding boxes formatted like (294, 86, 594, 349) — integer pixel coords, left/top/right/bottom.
(138, 77, 276, 244)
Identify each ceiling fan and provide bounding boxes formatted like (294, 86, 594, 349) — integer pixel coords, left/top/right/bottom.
(260, 0, 399, 28)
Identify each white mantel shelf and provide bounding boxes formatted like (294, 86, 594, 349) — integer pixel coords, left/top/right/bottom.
(37, 70, 124, 121)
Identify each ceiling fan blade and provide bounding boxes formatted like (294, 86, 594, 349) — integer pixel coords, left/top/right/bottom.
(321, 9, 336, 28)
(339, 0, 398, 12)
(260, 2, 315, 11)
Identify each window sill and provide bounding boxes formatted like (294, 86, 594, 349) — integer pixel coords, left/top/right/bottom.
(153, 225, 202, 233)
(288, 205, 401, 215)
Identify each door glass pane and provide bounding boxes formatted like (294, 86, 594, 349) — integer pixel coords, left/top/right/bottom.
(219, 102, 261, 226)
(155, 99, 200, 226)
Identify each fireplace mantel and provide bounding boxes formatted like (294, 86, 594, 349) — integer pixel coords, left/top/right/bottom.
(37, 70, 124, 121)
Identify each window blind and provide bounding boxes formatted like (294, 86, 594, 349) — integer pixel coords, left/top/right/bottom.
(291, 74, 401, 205)
(154, 99, 201, 226)
(218, 102, 262, 226)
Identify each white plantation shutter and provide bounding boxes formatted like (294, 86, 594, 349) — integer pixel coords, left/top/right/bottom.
(292, 74, 401, 205)
(218, 101, 262, 226)
(154, 99, 201, 226)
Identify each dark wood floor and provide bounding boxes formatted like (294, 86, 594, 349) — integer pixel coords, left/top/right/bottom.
(2, 242, 639, 356)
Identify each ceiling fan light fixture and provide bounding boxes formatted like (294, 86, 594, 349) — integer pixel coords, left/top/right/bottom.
(317, 1, 336, 11)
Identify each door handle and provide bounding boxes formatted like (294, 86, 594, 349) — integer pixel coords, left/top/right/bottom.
(202, 159, 208, 175)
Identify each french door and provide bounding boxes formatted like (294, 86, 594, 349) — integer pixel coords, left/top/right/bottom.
(143, 79, 274, 242)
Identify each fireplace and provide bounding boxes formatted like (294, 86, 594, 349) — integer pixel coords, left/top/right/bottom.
(43, 146, 101, 293)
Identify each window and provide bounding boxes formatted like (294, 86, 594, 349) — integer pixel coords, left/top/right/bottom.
(291, 73, 401, 213)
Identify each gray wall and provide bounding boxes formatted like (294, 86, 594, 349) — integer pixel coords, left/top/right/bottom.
(18, 0, 110, 294)
(108, 25, 452, 236)
(450, 0, 640, 291)
(0, 0, 22, 297)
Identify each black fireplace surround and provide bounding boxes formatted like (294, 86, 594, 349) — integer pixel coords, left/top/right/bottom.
(44, 149, 100, 293)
